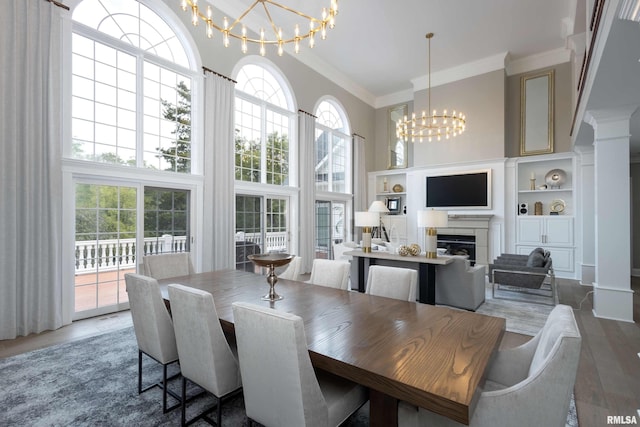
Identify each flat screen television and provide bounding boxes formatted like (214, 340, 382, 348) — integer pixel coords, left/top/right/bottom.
(426, 169, 491, 209)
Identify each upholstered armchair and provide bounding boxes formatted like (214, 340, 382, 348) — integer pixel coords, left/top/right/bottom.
(435, 256, 486, 311)
(488, 248, 556, 305)
(399, 304, 582, 427)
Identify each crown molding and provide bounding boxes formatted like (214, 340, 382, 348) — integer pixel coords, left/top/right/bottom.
(506, 48, 571, 76)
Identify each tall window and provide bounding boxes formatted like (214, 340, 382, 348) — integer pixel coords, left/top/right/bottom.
(314, 99, 352, 258)
(315, 100, 350, 193)
(235, 64, 294, 185)
(71, 0, 194, 173)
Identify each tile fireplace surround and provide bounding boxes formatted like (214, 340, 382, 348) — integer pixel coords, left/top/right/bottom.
(437, 215, 493, 265)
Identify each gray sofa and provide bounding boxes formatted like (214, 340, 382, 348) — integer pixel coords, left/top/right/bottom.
(488, 248, 556, 305)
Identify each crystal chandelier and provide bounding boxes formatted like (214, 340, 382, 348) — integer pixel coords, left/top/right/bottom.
(397, 33, 466, 142)
(181, 0, 338, 57)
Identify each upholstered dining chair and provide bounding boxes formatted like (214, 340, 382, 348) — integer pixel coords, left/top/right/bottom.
(365, 265, 418, 302)
(278, 255, 302, 281)
(232, 302, 368, 427)
(142, 252, 195, 280)
(124, 273, 180, 413)
(307, 258, 351, 290)
(167, 284, 243, 427)
(398, 304, 582, 427)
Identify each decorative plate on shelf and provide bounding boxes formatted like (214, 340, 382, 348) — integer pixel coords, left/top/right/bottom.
(545, 169, 567, 188)
(392, 184, 404, 192)
(550, 199, 566, 214)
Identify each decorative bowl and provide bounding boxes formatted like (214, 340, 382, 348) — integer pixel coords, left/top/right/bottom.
(545, 169, 567, 189)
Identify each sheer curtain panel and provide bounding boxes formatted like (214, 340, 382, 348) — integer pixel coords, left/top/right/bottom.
(298, 111, 316, 274)
(202, 70, 236, 271)
(0, 0, 65, 339)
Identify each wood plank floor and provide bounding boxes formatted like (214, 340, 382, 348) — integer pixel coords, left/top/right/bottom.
(1, 276, 638, 427)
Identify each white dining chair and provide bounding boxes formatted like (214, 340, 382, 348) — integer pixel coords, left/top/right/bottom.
(142, 252, 195, 280)
(398, 304, 582, 427)
(124, 273, 180, 413)
(365, 265, 418, 302)
(307, 258, 351, 290)
(232, 302, 368, 427)
(278, 255, 302, 281)
(168, 284, 242, 427)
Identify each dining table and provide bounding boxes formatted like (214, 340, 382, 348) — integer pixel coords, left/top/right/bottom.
(158, 269, 505, 427)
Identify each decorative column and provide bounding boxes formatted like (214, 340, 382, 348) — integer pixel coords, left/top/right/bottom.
(575, 146, 595, 286)
(585, 106, 636, 323)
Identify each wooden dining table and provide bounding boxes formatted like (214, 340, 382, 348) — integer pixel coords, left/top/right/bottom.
(158, 269, 505, 427)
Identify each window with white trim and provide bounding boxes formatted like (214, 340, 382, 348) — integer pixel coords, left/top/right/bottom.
(234, 64, 294, 185)
(315, 100, 351, 193)
(71, 0, 195, 173)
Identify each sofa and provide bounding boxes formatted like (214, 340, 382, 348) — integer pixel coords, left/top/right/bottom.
(488, 248, 556, 305)
(436, 256, 486, 311)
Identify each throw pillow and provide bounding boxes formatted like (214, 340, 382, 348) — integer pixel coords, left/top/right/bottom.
(527, 250, 545, 267)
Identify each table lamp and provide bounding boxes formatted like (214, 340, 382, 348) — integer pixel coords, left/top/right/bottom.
(368, 200, 390, 240)
(417, 209, 448, 258)
(355, 211, 379, 253)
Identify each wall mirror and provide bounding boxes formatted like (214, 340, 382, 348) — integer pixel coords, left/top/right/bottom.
(520, 69, 554, 156)
(388, 104, 408, 169)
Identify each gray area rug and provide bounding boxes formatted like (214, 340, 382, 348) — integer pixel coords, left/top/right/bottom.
(476, 280, 554, 336)
(0, 326, 367, 426)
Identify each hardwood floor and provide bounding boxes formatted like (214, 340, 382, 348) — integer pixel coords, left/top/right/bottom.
(1, 277, 638, 427)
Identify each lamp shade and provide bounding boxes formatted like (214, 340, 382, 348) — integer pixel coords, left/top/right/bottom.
(417, 209, 449, 228)
(355, 211, 379, 227)
(368, 200, 389, 213)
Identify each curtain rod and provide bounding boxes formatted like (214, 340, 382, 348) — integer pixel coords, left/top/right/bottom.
(46, 0, 70, 11)
(202, 66, 236, 83)
(298, 109, 317, 118)
(352, 133, 365, 140)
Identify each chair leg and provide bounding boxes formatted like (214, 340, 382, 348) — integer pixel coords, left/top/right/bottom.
(217, 396, 222, 427)
(162, 363, 169, 413)
(138, 350, 143, 394)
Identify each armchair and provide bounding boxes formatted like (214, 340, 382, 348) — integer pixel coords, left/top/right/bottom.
(436, 256, 486, 311)
(488, 248, 556, 305)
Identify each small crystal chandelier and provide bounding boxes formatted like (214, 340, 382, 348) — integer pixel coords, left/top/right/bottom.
(397, 33, 466, 143)
(181, 0, 338, 57)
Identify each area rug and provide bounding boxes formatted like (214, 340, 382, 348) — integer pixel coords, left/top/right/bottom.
(476, 280, 554, 336)
(0, 326, 367, 427)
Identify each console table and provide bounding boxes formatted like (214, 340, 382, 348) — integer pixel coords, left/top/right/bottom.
(345, 249, 454, 304)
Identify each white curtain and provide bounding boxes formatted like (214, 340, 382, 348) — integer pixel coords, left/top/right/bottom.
(353, 134, 367, 210)
(202, 70, 236, 271)
(298, 111, 316, 274)
(0, 0, 64, 339)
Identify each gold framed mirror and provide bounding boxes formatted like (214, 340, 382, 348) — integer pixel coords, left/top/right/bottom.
(388, 104, 408, 169)
(520, 69, 554, 156)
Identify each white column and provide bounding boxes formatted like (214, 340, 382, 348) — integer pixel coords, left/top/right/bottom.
(585, 107, 636, 323)
(576, 147, 595, 285)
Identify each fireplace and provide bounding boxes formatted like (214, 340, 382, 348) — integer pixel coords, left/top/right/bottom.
(437, 234, 476, 265)
(435, 214, 492, 266)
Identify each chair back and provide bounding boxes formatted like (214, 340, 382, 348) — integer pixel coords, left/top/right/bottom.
(365, 265, 417, 302)
(142, 253, 194, 280)
(167, 284, 241, 396)
(308, 259, 351, 290)
(529, 304, 581, 376)
(332, 243, 353, 261)
(124, 273, 178, 364)
(278, 256, 302, 281)
(232, 302, 327, 427)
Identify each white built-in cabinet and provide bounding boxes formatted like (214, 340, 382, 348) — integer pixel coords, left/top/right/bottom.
(515, 153, 575, 277)
(368, 170, 408, 244)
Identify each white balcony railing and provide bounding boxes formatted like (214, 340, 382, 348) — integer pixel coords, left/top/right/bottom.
(75, 232, 289, 273)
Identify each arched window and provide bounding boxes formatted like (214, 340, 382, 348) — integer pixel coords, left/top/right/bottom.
(314, 99, 351, 258)
(234, 63, 294, 185)
(315, 99, 351, 193)
(71, 0, 196, 173)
